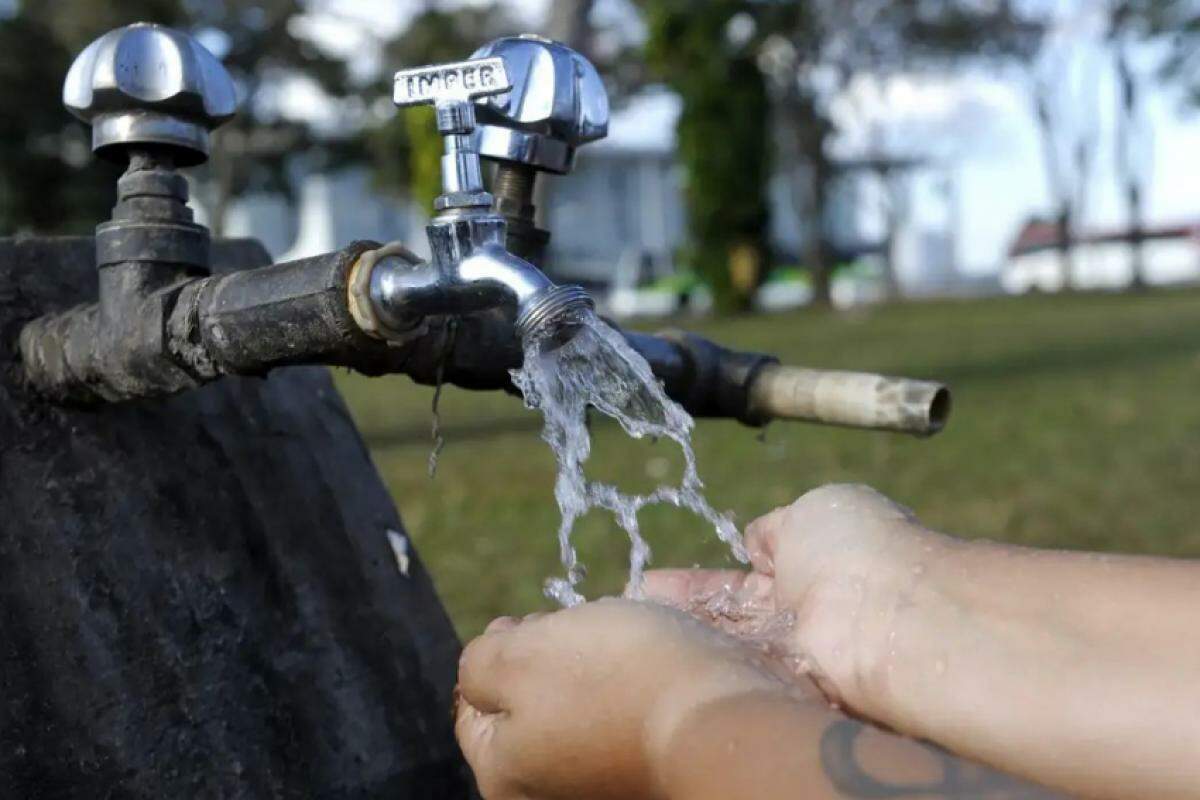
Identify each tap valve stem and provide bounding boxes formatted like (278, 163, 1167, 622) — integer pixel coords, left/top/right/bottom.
(436, 101, 485, 200)
(393, 57, 512, 211)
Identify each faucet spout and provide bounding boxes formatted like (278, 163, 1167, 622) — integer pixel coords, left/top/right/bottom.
(363, 212, 591, 348)
(460, 246, 592, 343)
(457, 245, 553, 308)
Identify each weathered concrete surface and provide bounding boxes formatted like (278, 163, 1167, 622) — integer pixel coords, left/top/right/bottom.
(0, 237, 470, 798)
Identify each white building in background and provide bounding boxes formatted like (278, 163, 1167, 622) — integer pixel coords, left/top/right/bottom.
(1002, 219, 1200, 293)
(541, 90, 685, 287)
(201, 166, 417, 262)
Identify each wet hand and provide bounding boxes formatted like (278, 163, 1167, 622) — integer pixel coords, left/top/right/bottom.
(454, 598, 804, 800)
(643, 483, 953, 715)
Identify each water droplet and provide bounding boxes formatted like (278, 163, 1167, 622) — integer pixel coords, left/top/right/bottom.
(544, 577, 584, 607)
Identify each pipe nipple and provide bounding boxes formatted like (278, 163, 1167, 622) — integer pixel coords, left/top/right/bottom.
(515, 284, 594, 349)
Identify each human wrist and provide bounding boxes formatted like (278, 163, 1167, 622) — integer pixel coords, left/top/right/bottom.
(844, 529, 983, 726)
(652, 688, 819, 800)
(642, 647, 799, 794)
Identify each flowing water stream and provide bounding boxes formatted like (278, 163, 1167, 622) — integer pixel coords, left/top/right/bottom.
(512, 309, 749, 606)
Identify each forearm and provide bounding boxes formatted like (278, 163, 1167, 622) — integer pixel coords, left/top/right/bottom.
(865, 537, 1200, 799)
(656, 691, 1056, 800)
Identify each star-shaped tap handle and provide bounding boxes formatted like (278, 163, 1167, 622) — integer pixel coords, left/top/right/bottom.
(63, 23, 237, 167)
(393, 57, 511, 210)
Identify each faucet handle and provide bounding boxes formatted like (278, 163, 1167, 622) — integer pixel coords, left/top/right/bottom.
(393, 56, 511, 209)
(63, 22, 237, 166)
(393, 57, 511, 125)
(470, 36, 609, 175)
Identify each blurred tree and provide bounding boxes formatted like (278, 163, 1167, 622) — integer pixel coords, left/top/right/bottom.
(637, 0, 1039, 308)
(1151, 0, 1200, 102)
(1029, 39, 1102, 292)
(1022, 0, 1174, 293)
(640, 2, 771, 312)
(1109, 1, 1153, 289)
(0, 0, 357, 237)
(544, 0, 594, 51)
(366, 6, 514, 213)
(184, 0, 355, 235)
(1104, 0, 1196, 289)
(764, 1, 1039, 305)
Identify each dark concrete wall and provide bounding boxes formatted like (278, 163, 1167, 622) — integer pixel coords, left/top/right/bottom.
(0, 238, 470, 798)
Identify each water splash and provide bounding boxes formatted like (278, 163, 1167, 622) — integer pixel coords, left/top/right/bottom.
(511, 309, 748, 606)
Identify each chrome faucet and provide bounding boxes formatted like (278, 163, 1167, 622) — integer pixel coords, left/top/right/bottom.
(356, 55, 592, 349)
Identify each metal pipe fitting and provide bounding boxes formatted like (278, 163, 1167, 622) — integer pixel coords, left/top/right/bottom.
(18, 23, 242, 403)
(387, 55, 594, 348)
(489, 162, 547, 265)
(19, 243, 400, 403)
(362, 229, 592, 346)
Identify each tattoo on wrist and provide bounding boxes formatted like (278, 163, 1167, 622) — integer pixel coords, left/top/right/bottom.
(819, 720, 1060, 799)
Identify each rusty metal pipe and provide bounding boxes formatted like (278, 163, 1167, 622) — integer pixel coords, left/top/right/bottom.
(746, 365, 950, 436)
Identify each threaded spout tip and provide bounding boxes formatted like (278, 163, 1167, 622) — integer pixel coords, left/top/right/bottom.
(515, 284, 593, 348)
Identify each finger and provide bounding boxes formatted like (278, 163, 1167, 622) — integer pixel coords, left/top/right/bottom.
(454, 694, 509, 799)
(642, 569, 752, 606)
(745, 505, 791, 576)
(485, 615, 520, 634)
(643, 569, 776, 615)
(521, 612, 547, 624)
(458, 631, 519, 714)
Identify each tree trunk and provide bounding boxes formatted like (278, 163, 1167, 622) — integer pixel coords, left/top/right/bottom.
(1127, 183, 1146, 289)
(805, 153, 833, 307)
(879, 168, 905, 301)
(1055, 205, 1074, 291)
(1032, 84, 1075, 292)
(1115, 43, 1148, 290)
(784, 96, 834, 307)
(544, 0, 592, 50)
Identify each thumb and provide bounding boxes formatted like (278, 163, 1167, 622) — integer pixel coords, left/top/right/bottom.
(744, 504, 792, 577)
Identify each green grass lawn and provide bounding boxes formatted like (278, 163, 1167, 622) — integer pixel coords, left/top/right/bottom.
(334, 288, 1200, 639)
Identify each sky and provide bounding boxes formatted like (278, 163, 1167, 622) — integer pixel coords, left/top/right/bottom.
(296, 0, 1200, 274)
(829, 57, 1200, 274)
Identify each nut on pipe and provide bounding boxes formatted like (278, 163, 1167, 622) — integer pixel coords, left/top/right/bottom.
(747, 365, 950, 436)
(347, 242, 426, 342)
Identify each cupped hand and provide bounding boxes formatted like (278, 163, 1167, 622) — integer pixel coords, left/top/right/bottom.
(643, 483, 956, 714)
(454, 597, 808, 800)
